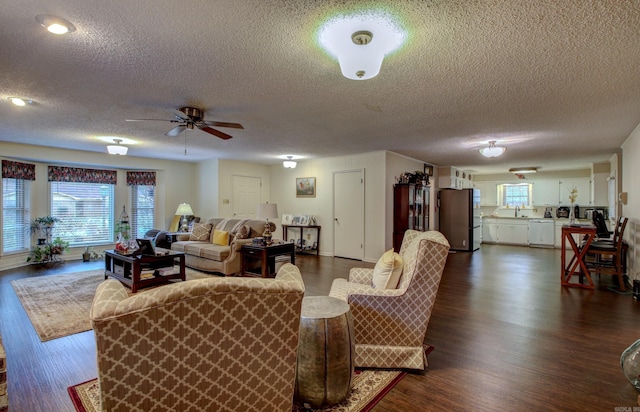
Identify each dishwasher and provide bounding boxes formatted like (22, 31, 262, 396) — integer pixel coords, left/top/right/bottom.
(529, 219, 555, 248)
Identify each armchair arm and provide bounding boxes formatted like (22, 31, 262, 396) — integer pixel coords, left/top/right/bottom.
(89, 280, 130, 321)
(348, 267, 374, 285)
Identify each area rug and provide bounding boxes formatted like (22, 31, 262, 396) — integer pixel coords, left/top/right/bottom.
(11, 268, 212, 342)
(68, 370, 406, 412)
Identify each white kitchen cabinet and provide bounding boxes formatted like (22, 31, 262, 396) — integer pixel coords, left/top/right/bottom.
(532, 179, 559, 206)
(497, 219, 529, 245)
(475, 181, 498, 206)
(559, 178, 591, 206)
(482, 218, 498, 243)
(591, 172, 609, 206)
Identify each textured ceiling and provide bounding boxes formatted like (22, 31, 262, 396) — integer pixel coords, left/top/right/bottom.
(1, 0, 639, 174)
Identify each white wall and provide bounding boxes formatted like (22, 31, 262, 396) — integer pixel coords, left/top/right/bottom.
(269, 151, 388, 262)
(216, 159, 272, 218)
(0, 142, 195, 270)
(621, 123, 640, 278)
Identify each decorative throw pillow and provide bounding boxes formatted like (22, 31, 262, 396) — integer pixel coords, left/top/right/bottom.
(371, 249, 404, 289)
(189, 223, 212, 241)
(212, 229, 230, 246)
(235, 224, 251, 240)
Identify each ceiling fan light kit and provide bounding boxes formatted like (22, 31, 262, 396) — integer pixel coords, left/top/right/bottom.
(318, 11, 406, 80)
(35, 14, 76, 35)
(107, 138, 128, 155)
(479, 140, 506, 158)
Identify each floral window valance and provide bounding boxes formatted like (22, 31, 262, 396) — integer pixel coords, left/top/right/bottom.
(48, 166, 117, 184)
(2, 160, 36, 180)
(126, 171, 156, 186)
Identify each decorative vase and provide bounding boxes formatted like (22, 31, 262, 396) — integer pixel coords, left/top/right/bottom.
(621, 338, 640, 391)
(569, 203, 576, 224)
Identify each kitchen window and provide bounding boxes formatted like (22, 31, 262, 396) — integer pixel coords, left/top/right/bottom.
(498, 183, 532, 208)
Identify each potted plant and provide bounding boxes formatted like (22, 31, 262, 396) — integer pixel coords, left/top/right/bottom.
(28, 216, 61, 244)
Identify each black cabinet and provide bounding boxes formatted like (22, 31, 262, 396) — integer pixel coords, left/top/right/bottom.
(393, 184, 429, 252)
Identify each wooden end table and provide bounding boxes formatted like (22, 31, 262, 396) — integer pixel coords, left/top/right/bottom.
(104, 250, 186, 293)
(241, 242, 295, 278)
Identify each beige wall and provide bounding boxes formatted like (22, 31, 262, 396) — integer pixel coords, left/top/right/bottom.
(621, 123, 640, 278)
(0, 142, 195, 270)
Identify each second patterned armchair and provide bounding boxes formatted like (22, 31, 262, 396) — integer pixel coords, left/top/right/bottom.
(329, 230, 450, 370)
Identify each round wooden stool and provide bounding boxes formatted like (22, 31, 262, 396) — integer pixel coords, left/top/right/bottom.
(295, 296, 354, 408)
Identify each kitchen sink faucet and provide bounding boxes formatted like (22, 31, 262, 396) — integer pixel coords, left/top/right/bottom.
(515, 206, 520, 217)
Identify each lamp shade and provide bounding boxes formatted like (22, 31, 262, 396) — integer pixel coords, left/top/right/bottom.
(257, 203, 278, 220)
(175, 203, 193, 216)
(479, 141, 506, 158)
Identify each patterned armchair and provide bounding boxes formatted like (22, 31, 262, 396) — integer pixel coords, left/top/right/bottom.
(90, 263, 305, 412)
(329, 230, 450, 370)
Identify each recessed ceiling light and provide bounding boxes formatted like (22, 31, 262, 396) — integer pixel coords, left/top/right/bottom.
(8, 97, 33, 106)
(35, 14, 76, 35)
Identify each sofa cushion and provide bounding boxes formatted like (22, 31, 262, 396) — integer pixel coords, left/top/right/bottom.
(212, 229, 230, 246)
(235, 224, 251, 240)
(182, 243, 231, 261)
(190, 223, 213, 241)
(372, 249, 404, 289)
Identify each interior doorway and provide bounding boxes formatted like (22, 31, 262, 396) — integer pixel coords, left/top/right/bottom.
(333, 169, 364, 260)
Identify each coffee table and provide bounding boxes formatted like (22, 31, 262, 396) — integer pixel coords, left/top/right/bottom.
(104, 250, 186, 293)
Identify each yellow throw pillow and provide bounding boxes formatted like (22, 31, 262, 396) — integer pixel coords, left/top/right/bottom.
(372, 249, 404, 289)
(212, 229, 230, 246)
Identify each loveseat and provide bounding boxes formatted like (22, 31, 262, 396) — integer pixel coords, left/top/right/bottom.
(170, 218, 274, 276)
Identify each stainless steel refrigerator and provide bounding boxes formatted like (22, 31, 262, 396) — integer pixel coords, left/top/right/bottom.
(438, 188, 481, 251)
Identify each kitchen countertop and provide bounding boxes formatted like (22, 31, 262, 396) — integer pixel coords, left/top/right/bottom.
(484, 216, 589, 222)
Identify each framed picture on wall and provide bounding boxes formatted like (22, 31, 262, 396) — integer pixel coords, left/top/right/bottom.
(296, 177, 316, 198)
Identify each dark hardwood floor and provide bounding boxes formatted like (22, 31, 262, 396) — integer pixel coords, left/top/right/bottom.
(1, 244, 640, 411)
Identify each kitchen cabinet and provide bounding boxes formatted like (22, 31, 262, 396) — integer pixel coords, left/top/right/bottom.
(591, 171, 609, 206)
(559, 178, 591, 206)
(480, 218, 527, 245)
(474, 181, 498, 206)
(438, 166, 472, 189)
(532, 179, 559, 206)
(482, 218, 497, 243)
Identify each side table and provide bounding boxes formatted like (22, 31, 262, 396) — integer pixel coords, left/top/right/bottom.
(295, 296, 354, 408)
(241, 242, 295, 278)
(0, 333, 6, 412)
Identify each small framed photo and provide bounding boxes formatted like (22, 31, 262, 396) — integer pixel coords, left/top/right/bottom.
(296, 177, 316, 198)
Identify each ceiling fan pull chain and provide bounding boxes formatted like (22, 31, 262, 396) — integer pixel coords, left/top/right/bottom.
(184, 129, 188, 155)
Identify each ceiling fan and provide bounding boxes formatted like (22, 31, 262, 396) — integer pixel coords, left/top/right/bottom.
(126, 107, 243, 140)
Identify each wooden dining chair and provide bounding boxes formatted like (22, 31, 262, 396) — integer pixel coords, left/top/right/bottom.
(584, 216, 628, 291)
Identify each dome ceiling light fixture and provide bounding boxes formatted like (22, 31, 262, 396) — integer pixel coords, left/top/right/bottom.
(479, 140, 506, 158)
(283, 155, 297, 168)
(107, 138, 128, 155)
(318, 10, 407, 80)
(35, 14, 76, 35)
(8, 97, 32, 106)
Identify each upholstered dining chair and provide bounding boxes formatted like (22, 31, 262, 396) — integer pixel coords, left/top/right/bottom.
(90, 263, 305, 412)
(328, 230, 450, 370)
(584, 216, 628, 291)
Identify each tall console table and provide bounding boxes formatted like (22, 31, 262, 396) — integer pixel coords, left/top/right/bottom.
(282, 225, 321, 256)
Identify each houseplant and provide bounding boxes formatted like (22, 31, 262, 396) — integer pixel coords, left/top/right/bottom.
(28, 216, 61, 245)
(27, 237, 69, 264)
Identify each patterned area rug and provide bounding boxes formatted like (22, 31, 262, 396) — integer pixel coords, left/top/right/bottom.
(68, 370, 406, 412)
(11, 268, 213, 342)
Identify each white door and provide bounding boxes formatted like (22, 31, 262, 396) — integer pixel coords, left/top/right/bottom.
(334, 170, 364, 260)
(231, 175, 261, 218)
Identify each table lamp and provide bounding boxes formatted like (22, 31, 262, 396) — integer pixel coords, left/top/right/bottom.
(257, 202, 278, 245)
(175, 203, 194, 232)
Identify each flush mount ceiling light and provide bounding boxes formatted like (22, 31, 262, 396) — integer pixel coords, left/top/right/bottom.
(509, 167, 538, 174)
(479, 140, 506, 158)
(318, 11, 407, 80)
(36, 14, 76, 35)
(283, 156, 297, 169)
(107, 139, 128, 155)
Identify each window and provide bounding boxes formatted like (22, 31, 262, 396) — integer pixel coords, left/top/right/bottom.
(2, 178, 31, 253)
(131, 185, 155, 238)
(50, 182, 114, 246)
(499, 183, 532, 208)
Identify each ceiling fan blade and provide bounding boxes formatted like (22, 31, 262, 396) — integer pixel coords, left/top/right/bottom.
(166, 125, 186, 137)
(199, 126, 233, 140)
(206, 121, 244, 129)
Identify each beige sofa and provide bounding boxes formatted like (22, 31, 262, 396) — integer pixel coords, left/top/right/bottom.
(170, 218, 273, 275)
(91, 263, 305, 412)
